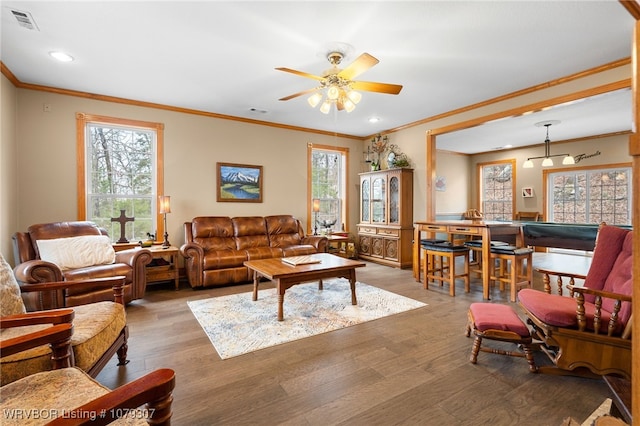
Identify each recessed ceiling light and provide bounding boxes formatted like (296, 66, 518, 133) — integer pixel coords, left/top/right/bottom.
(368, 117, 380, 123)
(49, 51, 74, 62)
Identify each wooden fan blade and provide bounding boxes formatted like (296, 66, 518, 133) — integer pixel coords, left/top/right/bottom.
(279, 87, 319, 101)
(339, 53, 379, 80)
(351, 80, 403, 95)
(275, 67, 324, 81)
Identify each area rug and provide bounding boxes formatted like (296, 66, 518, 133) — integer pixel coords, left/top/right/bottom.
(187, 279, 426, 359)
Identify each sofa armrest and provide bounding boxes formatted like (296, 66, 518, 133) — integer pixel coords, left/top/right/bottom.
(0, 323, 74, 369)
(114, 248, 151, 267)
(568, 285, 632, 337)
(115, 248, 152, 299)
(47, 368, 176, 426)
(19, 276, 127, 306)
(180, 243, 204, 288)
(14, 259, 64, 284)
(302, 235, 328, 252)
(1, 308, 75, 329)
(534, 266, 588, 296)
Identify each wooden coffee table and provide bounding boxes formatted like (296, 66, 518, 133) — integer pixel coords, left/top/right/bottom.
(244, 253, 366, 321)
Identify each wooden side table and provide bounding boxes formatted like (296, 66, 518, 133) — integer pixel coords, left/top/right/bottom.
(146, 246, 180, 290)
(327, 234, 349, 258)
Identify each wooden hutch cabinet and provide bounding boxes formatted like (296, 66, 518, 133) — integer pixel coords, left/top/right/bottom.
(357, 168, 413, 268)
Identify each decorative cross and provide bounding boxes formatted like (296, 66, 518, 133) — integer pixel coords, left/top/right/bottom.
(111, 209, 135, 243)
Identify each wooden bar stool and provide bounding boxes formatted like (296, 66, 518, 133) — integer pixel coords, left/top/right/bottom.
(421, 241, 469, 296)
(489, 245, 534, 302)
(419, 239, 446, 285)
(464, 239, 509, 277)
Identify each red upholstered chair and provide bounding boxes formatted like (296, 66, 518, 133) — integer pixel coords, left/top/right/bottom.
(518, 225, 633, 379)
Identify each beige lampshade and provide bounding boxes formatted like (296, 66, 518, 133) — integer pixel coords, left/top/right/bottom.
(159, 195, 171, 214)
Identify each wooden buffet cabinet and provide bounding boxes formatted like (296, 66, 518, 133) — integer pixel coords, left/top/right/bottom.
(357, 168, 413, 268)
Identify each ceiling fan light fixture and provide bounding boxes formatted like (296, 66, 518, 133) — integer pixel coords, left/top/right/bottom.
(343, 98, 356, 113)
(277, 50, 402, 115)
(347, 90, 362, 104)
(562, 155, 575, 165)
(307, 92, 322, 108)
(327, 85, 340, 100)
(319, 100, 332, 114)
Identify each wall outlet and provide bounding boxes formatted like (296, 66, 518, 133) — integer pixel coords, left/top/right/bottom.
(43, 103, 51, 112)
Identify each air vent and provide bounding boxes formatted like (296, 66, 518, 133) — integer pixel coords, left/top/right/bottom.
(10, 9, 39, 31)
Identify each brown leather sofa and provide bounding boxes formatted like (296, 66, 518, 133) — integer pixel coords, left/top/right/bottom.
(12, 221, 152, 311)
(181, 215, 328, 288)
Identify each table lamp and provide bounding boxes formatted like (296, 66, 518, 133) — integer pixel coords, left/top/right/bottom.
(159, 195, 171, 248)
(312, 199, 320, 235)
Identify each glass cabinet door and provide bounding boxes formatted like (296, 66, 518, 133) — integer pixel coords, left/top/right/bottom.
(389, 175, 399, 224)
(361, 178, 370, 223)
(372, 176, 386, 223)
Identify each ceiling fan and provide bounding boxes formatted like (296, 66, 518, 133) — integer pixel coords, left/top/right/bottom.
(276, 51, 403, 114)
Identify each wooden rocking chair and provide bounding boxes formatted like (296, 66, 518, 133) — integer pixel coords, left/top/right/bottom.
(518, 225, 633, 379)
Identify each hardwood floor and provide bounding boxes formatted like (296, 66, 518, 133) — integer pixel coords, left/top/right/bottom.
(96, 260, 610, 425)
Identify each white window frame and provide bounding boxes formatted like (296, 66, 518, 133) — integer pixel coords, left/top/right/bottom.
(477, 159, 515, 220)
(76, 113, 165, 242)
(307, 143, 349, 234)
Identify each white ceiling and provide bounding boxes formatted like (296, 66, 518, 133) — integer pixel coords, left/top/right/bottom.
(1, 1, 635, 153)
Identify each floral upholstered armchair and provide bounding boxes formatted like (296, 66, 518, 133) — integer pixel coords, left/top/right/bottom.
(1, 306, 175, 425)
(0, 253, 129, 386)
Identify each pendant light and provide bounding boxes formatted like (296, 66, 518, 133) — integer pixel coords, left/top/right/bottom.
(523, 120, 575, 168)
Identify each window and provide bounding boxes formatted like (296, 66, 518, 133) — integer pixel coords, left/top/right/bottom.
(545, 165, 632, 225)
(308, 143, 348, 234)
(76, 113, 165, 242)
(478, 160, 515, 220)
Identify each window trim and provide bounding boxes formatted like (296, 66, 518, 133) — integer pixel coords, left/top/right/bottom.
(76, 113, 166, 239)
(542, 161, 632, 225)
(476, 159, 516, 219)
(307, 142, 349, 235)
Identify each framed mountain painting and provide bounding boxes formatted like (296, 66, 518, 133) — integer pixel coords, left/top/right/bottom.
(216, 162, 263, 203)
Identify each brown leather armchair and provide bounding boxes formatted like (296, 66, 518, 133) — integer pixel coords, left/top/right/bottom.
(12, 221, 153, 311)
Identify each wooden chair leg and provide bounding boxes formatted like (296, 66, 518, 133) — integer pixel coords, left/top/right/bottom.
(470, 335, 482, 363)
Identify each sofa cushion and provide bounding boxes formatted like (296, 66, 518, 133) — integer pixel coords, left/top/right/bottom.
(599, 230, 633, 326)
(27, 221, 103, 259)
(0, 253, 26, 316)
(1, 367, 148, 425)
(245, 247, 284, 260)
(282, 245, 318, 257)
(0, 301, 126, 386)
(584, 226, 630, 294)
(518, 288, 620, 334)
(265, 215, 303, 248)
(191, 217, 236, 251)
(203, 250, 248, 269)
(233, 216, 269, 249)
(36, 235, 115, 271)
